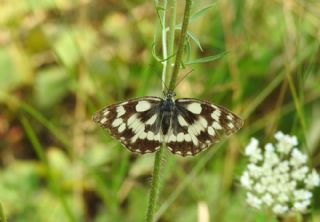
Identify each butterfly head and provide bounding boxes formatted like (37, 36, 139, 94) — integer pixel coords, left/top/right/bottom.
(160, 91, 176, 112)
(163, 91, 176, 100)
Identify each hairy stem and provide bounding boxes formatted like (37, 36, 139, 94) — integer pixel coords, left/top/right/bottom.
(145, 146, 165, 222)
(146, 1, 193, 222)
(146, 1, 169, 221)
(168, 0, 192, 92)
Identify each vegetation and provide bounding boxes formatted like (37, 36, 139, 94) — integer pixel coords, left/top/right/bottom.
(0, 0, 319, 221)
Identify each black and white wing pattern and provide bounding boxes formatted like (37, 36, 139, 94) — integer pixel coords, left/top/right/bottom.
(93, 95, 243, 156)
(93, 96, 163, 154)
(166, 98, 244, 156)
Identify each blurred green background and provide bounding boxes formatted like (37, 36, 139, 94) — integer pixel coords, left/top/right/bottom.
(0, 0, 319, 221)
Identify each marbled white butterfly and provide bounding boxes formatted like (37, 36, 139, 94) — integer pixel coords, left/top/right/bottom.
(93, 92, 243, 156)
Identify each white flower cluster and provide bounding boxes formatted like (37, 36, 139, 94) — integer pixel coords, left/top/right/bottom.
(241, 131, 320, 215)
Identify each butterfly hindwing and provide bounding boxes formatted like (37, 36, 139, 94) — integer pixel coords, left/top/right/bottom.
(167, 98, 244, 156)
(93, 96, 243, 157)
(93, 96, 163, 154)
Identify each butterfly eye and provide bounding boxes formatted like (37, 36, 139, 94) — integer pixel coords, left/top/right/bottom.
(165, 91, 176, 98)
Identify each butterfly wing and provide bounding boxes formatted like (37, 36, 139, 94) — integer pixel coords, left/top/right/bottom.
(167, 98, 244, 156)
(93, 96, 163, 154)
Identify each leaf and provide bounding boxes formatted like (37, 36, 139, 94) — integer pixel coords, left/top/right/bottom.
(173, 3, 216, 30)
(189, 3, 217, 23)
(170, 28, 203, 52)
(53, 32, 80, 68)
(0, 47, 32, 94)
(152, 42, 176, 63)
(153, 0, 165, 29)
(182, 37, 191, 68)
(184, 52, 227, 65)
(34, 67, 71, 108)
(151, 43, 163, 62)
(187, 31, 203, 51)
(155, 6, 166, 11)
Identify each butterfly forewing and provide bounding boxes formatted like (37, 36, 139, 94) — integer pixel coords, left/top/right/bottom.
(93, 96, 163, 154)
(166, 98, 244, 156)
(93, 96, 243, 157)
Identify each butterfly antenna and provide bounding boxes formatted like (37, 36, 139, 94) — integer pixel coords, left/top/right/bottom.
(173, 69, 194, 91)
(161, 78, 169, 95)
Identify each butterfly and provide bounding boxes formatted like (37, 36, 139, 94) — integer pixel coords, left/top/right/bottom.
(93, 92, 244, 156)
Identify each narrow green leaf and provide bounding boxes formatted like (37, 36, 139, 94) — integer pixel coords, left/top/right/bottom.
(152, 42, 176, 63)
(156, 6, 166, 11)
(184, 52, 226, 65)
(20, 116, 48, 165)
(151, 43, 162, 62)
(155, 7, 165, 28)
(163, 53, 176, 62)
(174, 3, 216, 29)
(173, 29, 208, 53)
(189, 3, 216, 23)
(187, 31, 203, 51)
(183, 37, 191, 67)
(152, 0, 165, 28)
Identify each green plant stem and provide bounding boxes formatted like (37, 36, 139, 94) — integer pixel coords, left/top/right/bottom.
(0, 203, 6, 222)
(145, 146, 165, 222)
(168, 0, 192, 92)
(146, 1, 169, 221)
(146, 1, 192, 222)
(161, 0, 168, 89)
(165, 0, 177, 85)
(155, 142, 223, 220)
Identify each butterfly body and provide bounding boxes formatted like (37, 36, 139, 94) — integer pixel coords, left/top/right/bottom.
(158, 95, 175, 134)
(93, 93, 243, 156)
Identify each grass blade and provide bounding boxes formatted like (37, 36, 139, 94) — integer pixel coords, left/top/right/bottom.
(184, 52, 226, 65)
